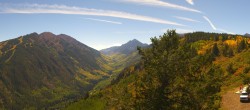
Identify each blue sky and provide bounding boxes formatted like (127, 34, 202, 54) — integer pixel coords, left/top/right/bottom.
(0, 0, 249, 50)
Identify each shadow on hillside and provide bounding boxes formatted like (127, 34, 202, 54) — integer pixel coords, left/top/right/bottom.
(240, 99, 250, 103)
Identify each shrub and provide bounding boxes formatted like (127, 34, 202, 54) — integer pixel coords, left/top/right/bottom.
(243, 77, 250, 84)
(243, 67, 250, 74)
(226, 63, 235, 74)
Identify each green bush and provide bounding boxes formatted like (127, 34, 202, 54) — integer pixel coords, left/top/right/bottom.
(243, 67, 250, 74)
(226, 63, 235, 74)
(243, 77, 250, 84)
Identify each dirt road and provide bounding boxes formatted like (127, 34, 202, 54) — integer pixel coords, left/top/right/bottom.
(222, 88, 250, 110)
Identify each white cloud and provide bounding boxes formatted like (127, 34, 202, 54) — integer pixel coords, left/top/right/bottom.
(186, 0, 194, 5)
(84, 18, 122, 24)
(0, 3, 184, 26)
(203, 16, 216, 30)
(121, 0, 201, 13)
(173, 16, 201, 23)
(203, 16, 235, 34)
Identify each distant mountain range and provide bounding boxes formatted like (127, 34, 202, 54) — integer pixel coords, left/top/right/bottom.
(0, 32, 112, 109)
(100, 39, 148, 55)
(245, 33, 250, 37)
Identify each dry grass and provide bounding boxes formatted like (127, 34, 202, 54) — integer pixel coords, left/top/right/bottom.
(93, 70, 109, 76)
(78, 68, 101, 80)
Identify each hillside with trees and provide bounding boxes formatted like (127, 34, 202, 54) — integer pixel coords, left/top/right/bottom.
(1, 30, 250, 109)
(0, 32, 113, 109)
(0, 32, 149, 109)
(66, 30, 250, 110)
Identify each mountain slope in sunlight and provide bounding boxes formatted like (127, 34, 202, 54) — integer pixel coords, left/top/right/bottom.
(66, 31, 250, 110)
(0, 32, 111, 109)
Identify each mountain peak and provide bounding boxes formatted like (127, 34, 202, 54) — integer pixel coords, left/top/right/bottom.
(40, 32, 55, 36)
(245, 33, 250, 37)
(101, 39, 148, 55)
(130, 39, 139, 42)
(37, 32, 76, 43)
(122, 39, 145, 47)
(125, 39, 142, 45)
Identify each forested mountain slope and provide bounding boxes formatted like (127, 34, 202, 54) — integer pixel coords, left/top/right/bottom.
(1, 30, 250, 109)
(0, 32, 112, 109)
(66, 30, 250, 110)
(92, 39, 149, 91)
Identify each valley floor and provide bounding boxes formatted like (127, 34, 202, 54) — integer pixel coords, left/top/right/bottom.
(222, 88, 250, 110)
